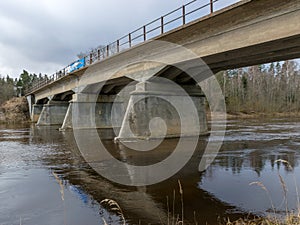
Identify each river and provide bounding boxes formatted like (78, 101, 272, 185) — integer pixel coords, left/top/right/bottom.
(0, 118, 300, 225)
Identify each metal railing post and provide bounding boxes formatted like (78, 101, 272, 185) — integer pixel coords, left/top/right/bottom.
(143, 26, 146, 41)
(161, 17, 164, 34)
(182, 5, 186, 25)
(106, 45, 109, 57)
(210, 0, 213, 13)
(97, 49, 100, 60)
(129, 33, 132, 47)
(117, 40, 120, 52)
(90, 53, 93, 64)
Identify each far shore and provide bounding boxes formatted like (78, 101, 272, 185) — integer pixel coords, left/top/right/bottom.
(207, 111, 300, 120)
(1, 97, 300, 125)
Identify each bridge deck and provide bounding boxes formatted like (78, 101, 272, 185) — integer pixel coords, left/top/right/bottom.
(27, 0, 300, 101)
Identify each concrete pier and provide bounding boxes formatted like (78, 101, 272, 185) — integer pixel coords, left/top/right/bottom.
(31, 104, 44, 123)
(116, 81, 208, 141)
(37, 101, 69, 126)
(60, 93, 124, 132)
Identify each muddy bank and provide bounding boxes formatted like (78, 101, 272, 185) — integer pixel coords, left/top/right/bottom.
(0, 97, 30, 124)
(207, 111, 300, 120)
(226, 111, 300, 119)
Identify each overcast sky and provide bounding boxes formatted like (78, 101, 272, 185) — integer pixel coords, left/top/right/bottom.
(0, 0, 244, 78)
(0, 0, 188, 78)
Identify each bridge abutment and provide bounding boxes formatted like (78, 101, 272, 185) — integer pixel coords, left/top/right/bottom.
(116, 81, 208, 141)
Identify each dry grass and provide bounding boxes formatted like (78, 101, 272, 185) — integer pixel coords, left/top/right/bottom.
(225, 159, 300, 225)
(100, 199, 126, 225)
(0, 97, 29, 123)
(100, 180, 185, 225)
(224, 215, 300, 225)
(99, 159, 300, 225)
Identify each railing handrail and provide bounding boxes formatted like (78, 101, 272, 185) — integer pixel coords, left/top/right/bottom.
(25, 0, 238, 95)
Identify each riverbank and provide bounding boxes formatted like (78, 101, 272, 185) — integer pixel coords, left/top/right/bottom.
(207, 111, 300, 120)
(228, 111, 300, 119)
(0, 97, 30, 124)
(1, 97, 300, 124)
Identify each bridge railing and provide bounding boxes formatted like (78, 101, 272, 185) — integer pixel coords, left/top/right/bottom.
(25, 0, 239, 95)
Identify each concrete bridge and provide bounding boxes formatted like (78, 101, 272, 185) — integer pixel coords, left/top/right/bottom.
(26, 0, 300, 140)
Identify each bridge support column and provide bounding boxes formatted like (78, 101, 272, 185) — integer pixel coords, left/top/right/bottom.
(116, 81, 208, 141)
(36, 101, 69, 126)
(31, 104, 44, 123)
(60, 93, 124, 133)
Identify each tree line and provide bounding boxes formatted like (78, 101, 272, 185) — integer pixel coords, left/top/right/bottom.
(0, 70, 48, 104)
(216, 60, 300, 113)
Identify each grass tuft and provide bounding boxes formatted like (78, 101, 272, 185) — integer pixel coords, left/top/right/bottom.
(100, 198, 126, 225)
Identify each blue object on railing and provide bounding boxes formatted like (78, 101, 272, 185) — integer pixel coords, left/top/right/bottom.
(66, 58, 85, 74)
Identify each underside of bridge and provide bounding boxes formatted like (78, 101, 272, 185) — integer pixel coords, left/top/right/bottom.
(26, 0, 300, 140)
(28, 65, 209, 140)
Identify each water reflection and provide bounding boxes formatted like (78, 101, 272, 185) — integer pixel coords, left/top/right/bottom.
(26, 125, 249, 224)
(201, 119, 300, 217)
(0, 118, 299, 224)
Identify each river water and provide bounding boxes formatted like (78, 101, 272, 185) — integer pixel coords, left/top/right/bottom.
(0, 118, 300, 225)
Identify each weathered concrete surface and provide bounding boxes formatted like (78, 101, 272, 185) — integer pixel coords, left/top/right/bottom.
(116, 81, 207, 140)
(60, 102, 73, 130)
(31, 104, 43, 123)
(28, 0, 300, 101)
(37, 101, 69, 126)
(60, 94, 124, 132)
(26, 95, 34, 117)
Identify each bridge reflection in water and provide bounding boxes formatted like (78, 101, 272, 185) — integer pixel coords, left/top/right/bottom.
(25, 118, 300, 224)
